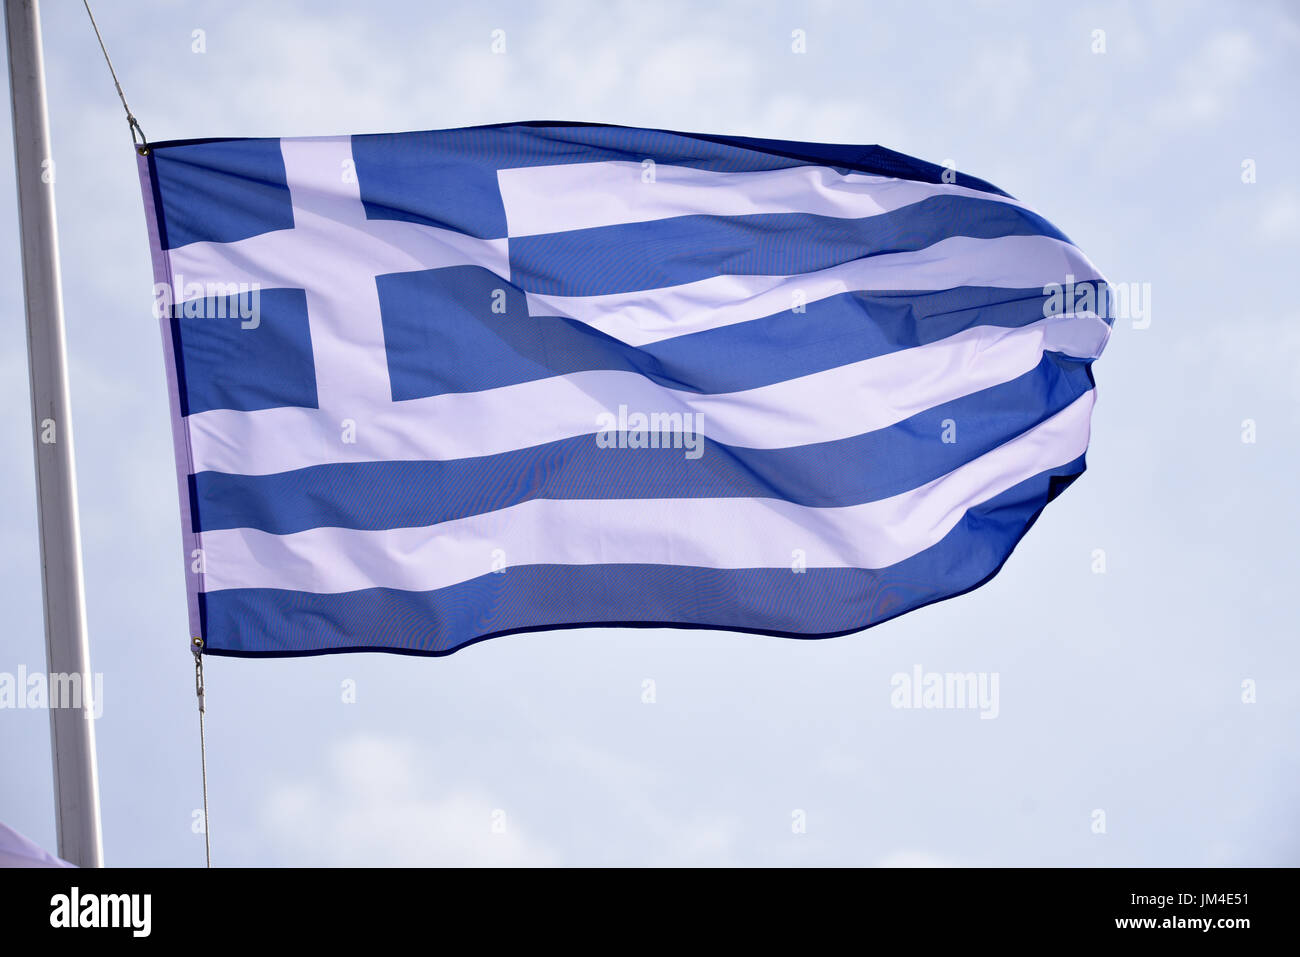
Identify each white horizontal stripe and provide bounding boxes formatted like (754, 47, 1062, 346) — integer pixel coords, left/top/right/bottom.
(198, 391, 1094, 593)
(525, 234, 1104, 347)
(497, 160, 1029, 237)
(184, 312, 1109, 476)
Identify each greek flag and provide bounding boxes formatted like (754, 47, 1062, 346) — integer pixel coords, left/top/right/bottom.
(137, 123, 1110, 657)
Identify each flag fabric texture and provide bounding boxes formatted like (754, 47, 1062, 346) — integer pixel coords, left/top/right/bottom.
(137, 122, 1110, 657)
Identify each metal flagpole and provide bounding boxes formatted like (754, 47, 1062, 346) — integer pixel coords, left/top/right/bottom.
(4, 0, 104, 867)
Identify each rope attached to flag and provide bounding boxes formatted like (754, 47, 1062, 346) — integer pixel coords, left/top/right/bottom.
(83, 0, 218, 868)
(192, 638, 211, 868)
(81, 0, 146, 152)
(84, 0, 211, 867)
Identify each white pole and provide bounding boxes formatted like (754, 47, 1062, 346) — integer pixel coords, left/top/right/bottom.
(4, 0, 103, 868)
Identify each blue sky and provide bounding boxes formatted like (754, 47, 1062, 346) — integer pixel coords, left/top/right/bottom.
(1, 0, 1297, 866)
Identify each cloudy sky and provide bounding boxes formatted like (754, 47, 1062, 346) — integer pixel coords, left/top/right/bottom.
(1, 0, 1297, 866)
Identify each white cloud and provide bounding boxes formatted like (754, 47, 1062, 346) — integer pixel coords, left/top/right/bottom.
(544, 736, 743, 865)
(1153, 30, 1255, 130)
(955, 40, 1034, 125)
(1258, 187, 1300, 242)
(258, 734, 559, 866)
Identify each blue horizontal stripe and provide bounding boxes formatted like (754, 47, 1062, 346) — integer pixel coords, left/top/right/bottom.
(198, 453, 1086, 657)
(510, 195, 1065, 297)
(378, 270, 1098, 400)
(343, 122, 1012, 240)
(191, 356, 1093, 534)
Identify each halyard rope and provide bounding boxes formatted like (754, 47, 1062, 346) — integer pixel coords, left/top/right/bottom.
(81, 0, 147, 151)
(193, 639, 211, 868)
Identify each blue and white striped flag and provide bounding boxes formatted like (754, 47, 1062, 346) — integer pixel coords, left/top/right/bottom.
(137, 123, 1110, 657)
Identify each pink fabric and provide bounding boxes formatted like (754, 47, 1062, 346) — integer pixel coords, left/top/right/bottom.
(0, 820, 74, 868)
